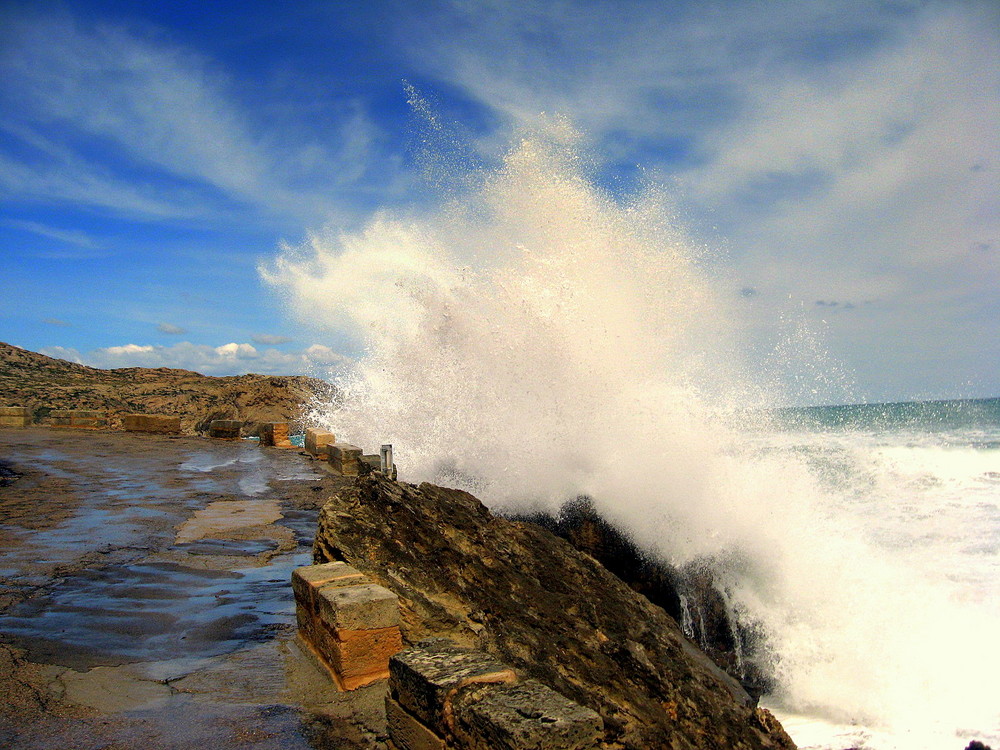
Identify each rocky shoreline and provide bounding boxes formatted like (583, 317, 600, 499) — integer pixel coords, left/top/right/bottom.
(0, 342, 333, 435)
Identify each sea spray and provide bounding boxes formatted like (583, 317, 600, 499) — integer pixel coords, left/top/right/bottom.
(263, 125, 999, 748)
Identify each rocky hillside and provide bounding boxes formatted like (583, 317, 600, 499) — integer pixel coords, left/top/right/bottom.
(314, 473, 797, 749)
(0, 342, 335, 434)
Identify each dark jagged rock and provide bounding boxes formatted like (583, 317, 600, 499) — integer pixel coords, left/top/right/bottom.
(512, 497, 774, 702)
(314, 474, 797, 749)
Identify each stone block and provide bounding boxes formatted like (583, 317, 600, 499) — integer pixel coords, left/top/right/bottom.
(317, 581, 400, 631)
(208, 419, 241, 439)
(455, 679, 603, 750)
(328, 442, 363, 476)
(293, 562, 403, 691)
(316, 624, 403, 685)
(123, 414, 181, 434)
(386, 696, 446, 750)
(260, 422, 294, 448)
(0, 407, 31, 428)
(50, 410, 105, 429)
(291, 561, 365, 610)
(389, 640, 516, 731)
(305, 428, 335, 459)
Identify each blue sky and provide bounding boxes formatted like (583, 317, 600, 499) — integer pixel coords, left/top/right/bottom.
(1, 0, 997, 403)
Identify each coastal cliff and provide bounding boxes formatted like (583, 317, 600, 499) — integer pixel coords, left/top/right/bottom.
(0, 342, 333, 434)
(313, 473, 797, 749)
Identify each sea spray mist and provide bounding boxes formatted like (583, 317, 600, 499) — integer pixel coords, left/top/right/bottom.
(263, 123, 1000, 749)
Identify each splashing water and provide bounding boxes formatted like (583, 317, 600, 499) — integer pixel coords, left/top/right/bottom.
(264, 125, 1000, 749)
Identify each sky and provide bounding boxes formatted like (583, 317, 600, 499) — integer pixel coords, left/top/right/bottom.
(0, 0, 997, 404)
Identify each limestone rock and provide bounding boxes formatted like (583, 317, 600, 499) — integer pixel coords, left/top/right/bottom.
(314, 475, 797, 749)
(0, 341, 333, 435)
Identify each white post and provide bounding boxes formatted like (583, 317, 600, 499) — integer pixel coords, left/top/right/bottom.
(380, 444, 393, 475)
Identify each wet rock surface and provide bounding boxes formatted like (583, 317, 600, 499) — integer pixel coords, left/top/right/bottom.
(0, 428, 382, 750)
(315, 474, 797, 749)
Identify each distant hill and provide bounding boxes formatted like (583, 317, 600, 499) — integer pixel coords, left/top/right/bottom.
(0, 342, 335, 434)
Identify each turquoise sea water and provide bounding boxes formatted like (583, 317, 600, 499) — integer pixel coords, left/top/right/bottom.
(775, 396, 1000, 437)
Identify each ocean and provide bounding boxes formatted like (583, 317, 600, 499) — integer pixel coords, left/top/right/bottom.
(267, 126, 999, 749)
(757, 398, 1000, 749)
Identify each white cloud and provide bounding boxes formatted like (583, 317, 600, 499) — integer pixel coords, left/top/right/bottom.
(157, 323, 187, 335)
(40, 341, 351, 377)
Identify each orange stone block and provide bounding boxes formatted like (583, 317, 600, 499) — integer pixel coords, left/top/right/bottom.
(316, 623, 403, 689)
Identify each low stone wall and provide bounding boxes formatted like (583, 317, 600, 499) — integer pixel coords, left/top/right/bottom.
(50, 410, 106, 429)
(292, 561, 404, 691)
(208, 419, 242, 439)
(386, 639, 604, 749)
(305, 427, 335, 460)
(0, 407, 31, 428)
(123, 414, 181, 434)
(260, 422, 295, 448)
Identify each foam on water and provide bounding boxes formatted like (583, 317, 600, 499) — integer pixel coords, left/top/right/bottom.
(264, 125, 1000, 749)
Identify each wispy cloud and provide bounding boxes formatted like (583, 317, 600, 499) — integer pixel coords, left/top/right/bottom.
(156, 323, 187, 335)
(3, 218, 100, 248)
(0, 11, 392, 227)
(42, 317, 71, 327)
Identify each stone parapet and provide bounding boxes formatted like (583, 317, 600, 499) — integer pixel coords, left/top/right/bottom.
(50, 410, 106, 429)
(0, 407, 31, 428)
(260, 422, 294, 448)
(123, 414, 181, 434)
(305, 427, 335, 459)
(328, 442, 364, 476)
(208, 419, 242, 439)
(292, 561, 403, 691)
(386, 640, 603, 750)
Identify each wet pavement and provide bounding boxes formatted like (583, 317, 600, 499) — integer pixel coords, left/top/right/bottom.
(0, 428, 384, 749)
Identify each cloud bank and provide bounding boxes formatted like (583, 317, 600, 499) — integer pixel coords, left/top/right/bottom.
(40, 341, 350, 377)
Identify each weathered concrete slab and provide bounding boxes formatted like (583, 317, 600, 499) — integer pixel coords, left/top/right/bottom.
(389, 640, 516, 731)
(305, 427, 335, 459)
(328, 442, 363, 476)
(208, 419, 241, 439)
(385, 695, 446, 750)
(174, 500, 283, 545)
(456, 679, 603, 750)
(0, 406, 31, 428)
(123, 414, 181, 434)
